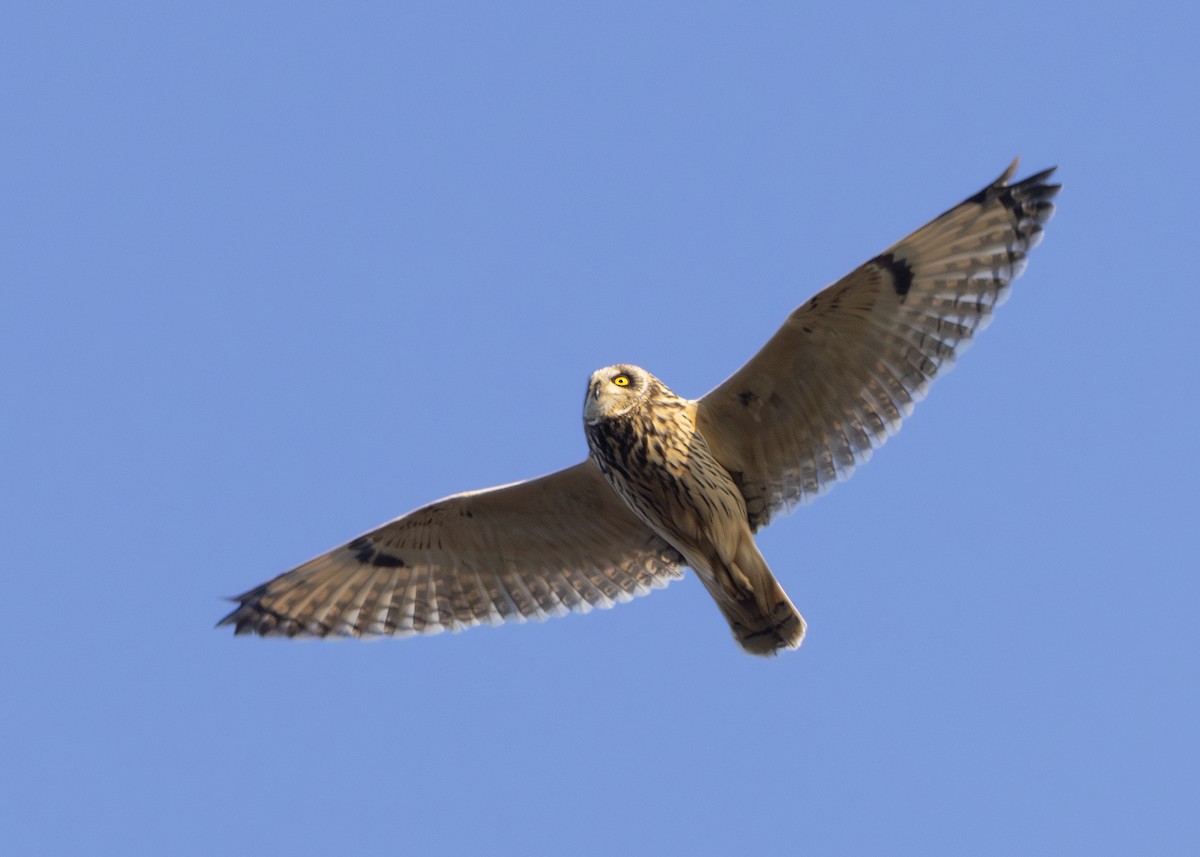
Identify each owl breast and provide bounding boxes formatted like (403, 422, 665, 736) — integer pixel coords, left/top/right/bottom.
(584, 396, 748, 553)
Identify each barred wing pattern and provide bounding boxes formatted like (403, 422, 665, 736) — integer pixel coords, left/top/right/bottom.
(219, 461, 684, 637)
(697, 161, 1059, 529)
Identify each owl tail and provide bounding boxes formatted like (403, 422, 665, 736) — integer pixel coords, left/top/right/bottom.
(703, 537, 806, 656)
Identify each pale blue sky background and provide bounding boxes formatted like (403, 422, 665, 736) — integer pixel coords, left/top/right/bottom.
(3, 2, 1198, 855)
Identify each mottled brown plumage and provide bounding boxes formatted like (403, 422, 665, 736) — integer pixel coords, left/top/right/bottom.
(219, 160, 1059, 655)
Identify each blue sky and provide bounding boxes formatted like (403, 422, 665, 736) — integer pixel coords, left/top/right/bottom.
(4, 2, 1198, 854)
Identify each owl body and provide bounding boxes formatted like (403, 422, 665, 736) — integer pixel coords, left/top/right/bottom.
(584, 365, 807, 653)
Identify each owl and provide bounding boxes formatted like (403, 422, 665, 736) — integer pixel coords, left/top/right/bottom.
(219, 160, 1059, 655)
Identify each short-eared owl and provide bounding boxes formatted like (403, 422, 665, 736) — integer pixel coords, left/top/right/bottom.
(219, 161, 1059, 655)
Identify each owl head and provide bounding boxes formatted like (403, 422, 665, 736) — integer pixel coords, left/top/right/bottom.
(584, 364, 654, 424)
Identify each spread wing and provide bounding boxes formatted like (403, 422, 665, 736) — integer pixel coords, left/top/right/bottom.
(696, 160, 1060, 529)
(218, 460, 684, 637)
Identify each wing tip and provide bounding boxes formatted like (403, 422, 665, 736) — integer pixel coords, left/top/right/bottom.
(215, 596, 246, 631)
(961, 159, 1061, 243)
(971, 158, 1061, 205)
(995, 157, 1060, 187)
(216, 589, 321, 637)
(997, 156, 1021, 185)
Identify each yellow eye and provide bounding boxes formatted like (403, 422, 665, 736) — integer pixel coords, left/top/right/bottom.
(613, 374, 631, 387)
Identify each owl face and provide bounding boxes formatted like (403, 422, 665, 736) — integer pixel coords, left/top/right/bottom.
(584, 364, 652, 424)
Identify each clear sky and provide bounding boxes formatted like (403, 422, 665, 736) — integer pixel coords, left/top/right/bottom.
(4, 2, 1198, 855)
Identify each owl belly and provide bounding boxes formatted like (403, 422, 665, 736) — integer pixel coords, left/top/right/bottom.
(585, 411, 748, 562)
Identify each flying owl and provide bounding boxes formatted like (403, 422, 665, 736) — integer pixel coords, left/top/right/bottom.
(219, 160, 1059, 655)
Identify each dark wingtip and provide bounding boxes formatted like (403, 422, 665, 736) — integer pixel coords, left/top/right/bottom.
(963, 163, 1062, 231)
(967, 160, 1060, 206)
(216, 587, 267, 633)
(215, 596, 236, 628)
(1018, 164, 1059, 184)
(1010, 165, 1061, 202)
(215, 602, 246, 631)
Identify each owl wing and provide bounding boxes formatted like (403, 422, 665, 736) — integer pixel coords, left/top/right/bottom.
(218, 460, 684, 637)
(696, 161, 1059, 529)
